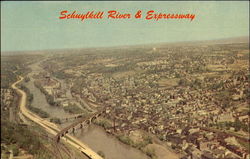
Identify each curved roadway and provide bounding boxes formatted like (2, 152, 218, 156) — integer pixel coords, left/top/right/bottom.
(12, 76, 103, 159)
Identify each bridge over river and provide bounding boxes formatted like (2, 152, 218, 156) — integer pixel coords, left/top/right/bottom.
(55, 108, 107, 142)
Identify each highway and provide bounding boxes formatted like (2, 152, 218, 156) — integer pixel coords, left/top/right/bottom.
(11, 76, 103, 159)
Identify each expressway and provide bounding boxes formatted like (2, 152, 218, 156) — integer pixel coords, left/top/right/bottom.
(11, 76, 103, 159)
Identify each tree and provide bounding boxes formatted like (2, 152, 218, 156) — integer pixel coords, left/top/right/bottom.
(11, 145, 19, 156)
(97, 151, 105, 158)
(234, 119, 241, 132)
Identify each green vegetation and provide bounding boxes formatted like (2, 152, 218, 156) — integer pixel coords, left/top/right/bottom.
(1, 70, 17, 88)
(1, 120, 54, 158)
(29, 106, 49, 118)
(117, 135, 134, 146)
(24, 76, 30, 82)
(19, 84, 49, 118)
(143, 147, 157, 159)
(135, 135, 153, 149)
(52, 71, 73, 79)
(94, 119, 113, 129)
(33, 81, 58, 106)
(233, 119, 249, 132)
(1, 55, 56, 158)
(116, 134, 153, 150)
(178, 77, 206, 89)
(50, 117, 61, 124)
(10, 144, 19, 156)
(238, 139, 250, 153)
(63, 104, 85, 114)
(212, 120, 249, 132)
(97, 150, 105, 158)
(1, 55, 41, 88)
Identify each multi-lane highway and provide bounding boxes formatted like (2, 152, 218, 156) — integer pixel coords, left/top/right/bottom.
(12, 76, 103, 159)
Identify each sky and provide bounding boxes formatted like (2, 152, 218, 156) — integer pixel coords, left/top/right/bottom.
(1, 1, 249, 52)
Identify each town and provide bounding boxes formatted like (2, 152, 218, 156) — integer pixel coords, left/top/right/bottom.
(1, 1, 249, 159)
(13, 42, 247, 159)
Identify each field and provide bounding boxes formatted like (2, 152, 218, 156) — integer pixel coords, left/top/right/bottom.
(112, 70, 137, 78)
(228, 60, 249, 70)
(158, 78, 180, 88)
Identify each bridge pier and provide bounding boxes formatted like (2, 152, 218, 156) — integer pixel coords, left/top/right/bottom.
(57, 135, 60, 143)
(86, 120, 90, 125)
(91, 116, 97, 123)
(55, 109, 106, 142)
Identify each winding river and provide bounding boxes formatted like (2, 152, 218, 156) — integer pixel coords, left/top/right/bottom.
(24, 60, 149, 159)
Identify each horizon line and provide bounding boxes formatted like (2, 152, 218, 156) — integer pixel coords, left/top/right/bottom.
(1, 35, 249, 55)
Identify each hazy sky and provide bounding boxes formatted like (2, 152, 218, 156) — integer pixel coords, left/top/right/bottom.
(1, 1, 249, 52)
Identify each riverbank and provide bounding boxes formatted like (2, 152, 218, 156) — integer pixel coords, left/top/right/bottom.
(11, 75, 103, 159)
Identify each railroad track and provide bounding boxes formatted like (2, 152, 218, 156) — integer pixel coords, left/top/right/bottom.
(12, 76, 103, 159)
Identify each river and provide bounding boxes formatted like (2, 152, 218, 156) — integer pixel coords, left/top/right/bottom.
(24, 60, 149, 159)
(24, 62, 73, 119)
(74, 125, 149, 159)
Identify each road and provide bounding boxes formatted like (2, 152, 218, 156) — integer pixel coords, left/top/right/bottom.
(11, 76, 103, 159)
(8, 150, 13, 159)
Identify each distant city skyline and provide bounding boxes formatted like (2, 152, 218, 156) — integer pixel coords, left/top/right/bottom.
(1, 1, 249, 52)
